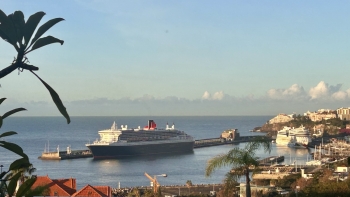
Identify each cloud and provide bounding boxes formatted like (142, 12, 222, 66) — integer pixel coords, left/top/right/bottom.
(331, 91, 348, 100)
(137, 94, 155, 101)
(202, 91, 211, 100)
(212, 91, 225, 100)
(309, 81, 343, 100)
(265, 81, 348, 102)
(267, 84, 307, 100)
(12, 81, 350, 116)
(202, 91, 225, 100)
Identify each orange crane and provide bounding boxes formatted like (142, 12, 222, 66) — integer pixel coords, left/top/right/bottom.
(144, 172, 167, 193)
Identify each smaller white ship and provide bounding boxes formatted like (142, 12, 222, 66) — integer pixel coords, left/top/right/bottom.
(287, 137, 307, 149)
(276, 125, 312, 146)
(306, 160, 322, 166)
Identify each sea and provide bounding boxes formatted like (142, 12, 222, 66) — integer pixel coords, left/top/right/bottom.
(0, 116, 313, 189)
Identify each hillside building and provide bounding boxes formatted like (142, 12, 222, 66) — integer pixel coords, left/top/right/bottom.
(304, 110, 336, 122)
(268, 113, 295, 124)
(337, 107, 350, 120)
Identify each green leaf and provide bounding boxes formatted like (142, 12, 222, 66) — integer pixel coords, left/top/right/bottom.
(0, 141, 28, 159)
(0, 171, 6, 179)
(2, 108, 27, 119)
(0, 28, 12, 46)
(0, 98, 6, 105)
(9, 158, 31, 171)
(0, 9, 17, 48)
(31, 71, 70, 124)
(16, 176, 37, 197)
(30, 17, 64, 47)
(12, 11, 25, 46)
(24, 11, 45, 48)
(28, 35, 64, 52)
(0, 131, 17, 138)
(7, 171, 22, 197)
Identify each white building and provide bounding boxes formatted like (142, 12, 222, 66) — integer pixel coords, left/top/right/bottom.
(304, 110, 336, 122)
(269, 113, 294, 124)
(337, 107, 350, 120)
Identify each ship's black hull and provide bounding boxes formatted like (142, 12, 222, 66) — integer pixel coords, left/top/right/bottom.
(87, 141, 194, 159)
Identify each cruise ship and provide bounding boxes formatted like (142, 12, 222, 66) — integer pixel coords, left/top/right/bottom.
(86, 120, 194, 159)
(275, 125, 312, 146)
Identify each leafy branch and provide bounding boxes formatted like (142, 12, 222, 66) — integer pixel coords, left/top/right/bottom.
(0, 9, 69, 123)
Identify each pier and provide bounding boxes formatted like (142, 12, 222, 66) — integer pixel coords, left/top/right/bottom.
(258, 156, 285, 165)
(39, 135, 270, 160)
(38, 148, 92, 160)
(194, 135, 272, 148)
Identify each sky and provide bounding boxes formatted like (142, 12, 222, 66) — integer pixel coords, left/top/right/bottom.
(1, 1, 350, 117)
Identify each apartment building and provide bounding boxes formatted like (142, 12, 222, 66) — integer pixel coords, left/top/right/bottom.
(337, 107, 350, 120)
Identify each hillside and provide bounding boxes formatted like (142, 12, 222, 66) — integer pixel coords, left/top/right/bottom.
(254, 116, 349, 137)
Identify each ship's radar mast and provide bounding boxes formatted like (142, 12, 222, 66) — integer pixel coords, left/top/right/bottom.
(111, 121, 116, 130)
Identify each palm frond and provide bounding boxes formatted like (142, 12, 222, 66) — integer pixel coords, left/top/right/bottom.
(206, 148, 242, 176)
(246, 136, 272, 154)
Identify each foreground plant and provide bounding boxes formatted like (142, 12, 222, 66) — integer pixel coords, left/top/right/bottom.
(205, 137, 271, 197)
(0, 9, 69, 123)
(0, 98, 47, 197)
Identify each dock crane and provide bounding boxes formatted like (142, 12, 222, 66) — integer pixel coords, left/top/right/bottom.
(144, 172, 167, 193)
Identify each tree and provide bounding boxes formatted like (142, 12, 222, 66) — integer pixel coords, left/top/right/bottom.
(156, 187, 162, 197)
(186, 180, 193, 187)
(143, 189, 154, 197)
(128, 188, 141, 197)
(0, 9, 70, 123)
(205, 137, 271, 197)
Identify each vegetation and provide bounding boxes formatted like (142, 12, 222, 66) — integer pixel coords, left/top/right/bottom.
(128, 188, 141, 197)
(0, 9, 69, 197)
(275, 174, 300, 189)
(262, 113, 350, 137)
(186, 180, 193, 186)
(205, 136, 271, 197)
(287, 169, 350, 197)
(0, 99, 47, 197)
(0, 9, 69, 123)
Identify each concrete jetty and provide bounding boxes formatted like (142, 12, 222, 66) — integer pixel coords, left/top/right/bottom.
(39, 135, 270, 160)
(38, 146, 92, 160)
(194, 136, 272, 148)
(258, 156, 285, 165)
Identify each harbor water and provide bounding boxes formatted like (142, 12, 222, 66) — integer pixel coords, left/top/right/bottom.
(1, 116, 312, 189)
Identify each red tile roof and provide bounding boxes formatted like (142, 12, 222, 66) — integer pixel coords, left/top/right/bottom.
(31, 175, 76, 196)
(72, 184, 111, 197)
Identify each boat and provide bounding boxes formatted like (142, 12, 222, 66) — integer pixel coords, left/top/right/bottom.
(305, 160, 322, 166)
(276, 125, 312, 146)
(86, 120, 194, 159)
(287, 137, 307, 149)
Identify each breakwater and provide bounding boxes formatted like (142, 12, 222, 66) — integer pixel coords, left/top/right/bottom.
(38, 135, 270, 160)
(194, 135, 271, 148)
(38, 149, 92, 160)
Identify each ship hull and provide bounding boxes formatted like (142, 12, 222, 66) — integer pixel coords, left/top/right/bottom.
(87, 141, 194, 159)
